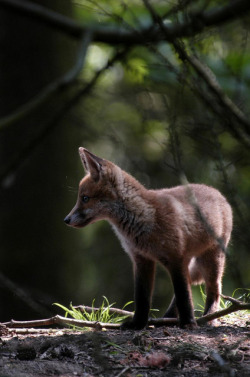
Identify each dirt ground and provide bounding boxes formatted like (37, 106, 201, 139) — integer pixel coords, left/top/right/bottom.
(0, 315, 249, 377)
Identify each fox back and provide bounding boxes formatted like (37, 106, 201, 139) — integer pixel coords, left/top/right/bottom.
(64, 148, 233, 329)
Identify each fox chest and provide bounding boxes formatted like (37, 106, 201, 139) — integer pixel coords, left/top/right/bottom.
(111, 224, 155, 260)
(111, 224, 135, 256)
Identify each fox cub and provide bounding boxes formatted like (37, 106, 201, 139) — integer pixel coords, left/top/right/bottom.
(64, 148, 232, 329)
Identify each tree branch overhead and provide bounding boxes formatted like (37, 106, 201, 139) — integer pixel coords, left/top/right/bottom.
(1, 0, 250, 45)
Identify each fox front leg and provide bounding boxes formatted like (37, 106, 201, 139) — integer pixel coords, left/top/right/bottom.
(168, 263, 197, 329)
(121, 255, 156, 330)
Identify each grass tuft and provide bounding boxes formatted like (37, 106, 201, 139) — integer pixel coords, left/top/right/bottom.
(54, 296, 133, 329)
(195, 286, 250, 324)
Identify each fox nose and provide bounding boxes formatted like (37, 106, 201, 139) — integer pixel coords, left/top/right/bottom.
(64, 215, 71, 224)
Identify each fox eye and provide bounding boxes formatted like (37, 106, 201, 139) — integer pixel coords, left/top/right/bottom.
(82, 195, 89, 203)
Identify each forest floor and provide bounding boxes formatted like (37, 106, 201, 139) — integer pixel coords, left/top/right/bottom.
(0, 314, 249, 377)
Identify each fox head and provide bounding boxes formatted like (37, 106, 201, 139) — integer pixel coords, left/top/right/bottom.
(64, 147, 120, 228)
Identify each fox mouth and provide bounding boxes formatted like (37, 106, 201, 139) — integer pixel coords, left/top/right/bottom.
(73, 217, 93, 228)
(64, 214, 93, 228)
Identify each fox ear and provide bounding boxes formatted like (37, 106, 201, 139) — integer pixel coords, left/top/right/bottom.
(79, 147, 104, 181)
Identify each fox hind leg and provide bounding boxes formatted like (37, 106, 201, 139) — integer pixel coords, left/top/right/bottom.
(164, 249, 225, 325)
(197, 247, 226, 319)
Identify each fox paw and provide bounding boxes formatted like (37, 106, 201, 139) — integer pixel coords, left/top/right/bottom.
(180, 320, 198, 330)
(206, 319, 219, 327)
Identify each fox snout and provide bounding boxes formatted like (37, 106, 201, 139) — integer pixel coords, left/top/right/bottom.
(64, 215, 71, 225)
(64, 207, 94, 228)
(64, 212, 85, 228)
(64, 213, 79, 227)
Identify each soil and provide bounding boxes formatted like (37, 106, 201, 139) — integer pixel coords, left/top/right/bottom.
(0, 315, 249, 377)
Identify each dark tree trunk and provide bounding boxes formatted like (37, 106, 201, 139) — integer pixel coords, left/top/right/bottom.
(0, 0, 83, 321)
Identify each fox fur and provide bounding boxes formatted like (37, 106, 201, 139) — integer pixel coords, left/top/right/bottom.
(64, 148, 233, 329)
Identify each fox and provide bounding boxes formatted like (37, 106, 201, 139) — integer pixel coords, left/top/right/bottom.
(64, 147, 233, 329)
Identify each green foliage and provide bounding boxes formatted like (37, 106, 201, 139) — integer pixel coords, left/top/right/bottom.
(195, 286, 250, 322)
(124, 57, 149, 83)
(221, 289, 250, 325)
(231, 288, 250, 303)
(54, 297, 159, 330)
(73, 0, 170, 27)
(54, 296, 133, 326)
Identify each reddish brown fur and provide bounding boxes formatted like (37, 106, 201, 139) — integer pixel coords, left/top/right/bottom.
(64, 148, 233, 329)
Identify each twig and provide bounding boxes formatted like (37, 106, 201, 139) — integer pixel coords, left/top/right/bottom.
(3, 315, 120, 330)
(142, 0, 161, 24)
(76, 47, 129, 97)
(2, 296, 249, 331)
(3, 328, 73, 335)
(73, 305, 133, 317)
(176, 47, 250, 147)
(184, 54, 250, 134)
(150, 298, 250, 326)
(197, 297, 250, 325)
(0, 271, 51, 317)
(221, 294, 248, 306)
(115, 366, 130, 377)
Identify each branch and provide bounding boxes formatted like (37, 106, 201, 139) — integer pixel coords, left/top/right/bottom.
(1, 0, 250, 45)
(0, 0, 84, 38)
(151, 295, 250, 327)
(197, 297, 250, 325)
(0, 271, 52, 317)
(2, 315, 177, 330)
(221, 294, 247, 306)
(74, 47, 129, 97)
(3, 315, 120, 330)
(0, 31, 92, 131)
(1, 0, 249, 143)
(0, 47, 128, 188)
(143, 1, 250, 145)
(184, 54, 250, 134)
(2, 296, 249, 331)
(73, 305, 133, 317)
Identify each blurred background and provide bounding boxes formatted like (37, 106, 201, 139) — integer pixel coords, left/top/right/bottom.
(0, 0, 249, 322)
